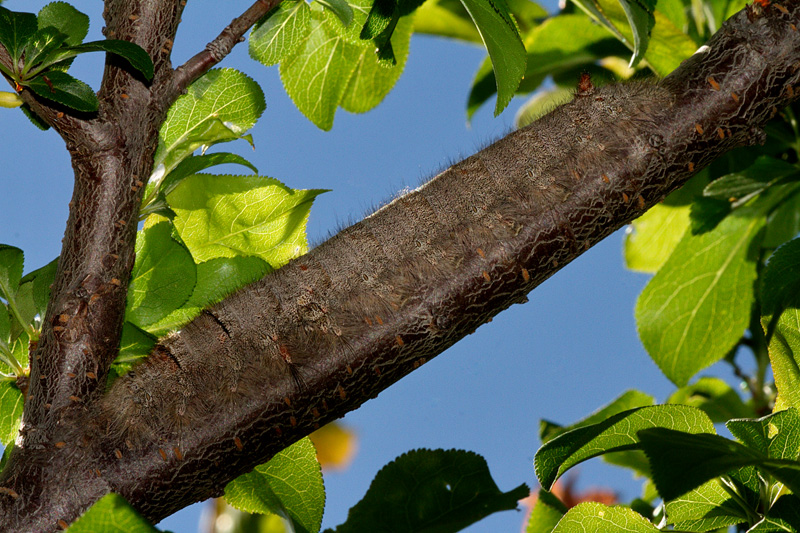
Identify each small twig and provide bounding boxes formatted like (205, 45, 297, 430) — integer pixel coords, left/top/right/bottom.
(172, 0, 282, 96)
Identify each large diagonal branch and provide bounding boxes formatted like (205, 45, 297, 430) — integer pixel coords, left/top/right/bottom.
(2, 1, 800, 531)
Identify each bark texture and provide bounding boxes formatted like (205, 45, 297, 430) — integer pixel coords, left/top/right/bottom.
(0, 1, 799, 531)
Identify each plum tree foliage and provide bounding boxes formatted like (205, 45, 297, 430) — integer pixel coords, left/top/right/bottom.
(1, 0, 800, 532)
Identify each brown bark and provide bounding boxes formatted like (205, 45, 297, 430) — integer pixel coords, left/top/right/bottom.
(0, 0, 799, 531)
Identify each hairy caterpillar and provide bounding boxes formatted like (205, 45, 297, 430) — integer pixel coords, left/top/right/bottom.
(34, 3, 796, 525)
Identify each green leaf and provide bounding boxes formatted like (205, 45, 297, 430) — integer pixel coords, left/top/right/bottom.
(21, 27, 68, 75)
(155, 68, 266, 172)
(65, 40, 154, 80)
(167, 173, 325, 264)
(0, 380, 23, 446)
(19, 257, 58, 321)
(459, 0, 526, 115)
(569, 0, 696, 76)
(279, 13, 362, 130)
(0, 301, 9, 343)
(515, 87, 573, 129)
(25, 70, 98, 112)
(635, 212, 764, 386)
(749, 494, 800, 532)
(144, 152, 259, 207)
(360, 0, 396, 40)
(760, 239, 800, 410)
(145, 255, 271, 336)
(0, 7, 37, 63)
(539, 389, 655, 444)
(126, 222, 196, 328)
(468, 14, 625, 119)
(726, 409, 800, 460)
(703, 157, 799, 205)
(413, 0, 482, 43)
(38, 2, 89, 46)
(764, 191, 800, 249)
(66, 493, 159, 532)
(340, 15, 412, 113)
(624, 171, 708, 273)
(667, 377, 754, 423)
(663, 478, 748, 532)
(637, 428, 800, 502)
(762, 238, 800, 324)
(525, 489, 567, 533)
(328, 449, 528, 533)
(552, 502, 660, 532)
(249, 1, 312, 67)
(317, 0, 354, 27)
(117, 322, 156, 365)
(0, 245, 24, 303)
(534, 405, 714, 490)
(225, 438, 324, 533)
(618, 0, 655, 67)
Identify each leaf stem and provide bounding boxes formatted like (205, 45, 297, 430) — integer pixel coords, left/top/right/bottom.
(0, 338, 23, 376)
(0, 280, 34, 340)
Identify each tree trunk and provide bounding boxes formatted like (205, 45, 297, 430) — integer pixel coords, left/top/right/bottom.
(0, 1, 799, 531)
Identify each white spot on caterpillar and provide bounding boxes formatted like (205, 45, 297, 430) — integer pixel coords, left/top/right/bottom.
(694, 45, 710, 56)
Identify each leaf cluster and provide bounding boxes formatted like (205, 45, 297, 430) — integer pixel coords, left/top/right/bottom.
(0, 2, 152, 115)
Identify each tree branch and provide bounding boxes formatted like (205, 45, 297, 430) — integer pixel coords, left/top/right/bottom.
(14, 0, 185, 471)
(1, 2, 799, 531)
(171, 0, 281, 98)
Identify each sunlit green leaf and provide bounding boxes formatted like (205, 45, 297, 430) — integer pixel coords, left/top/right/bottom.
(66, 493, 158, 532)
(726, 409, 800, 460)
(664, 479, 748, 532)
(280, 13, 362, 130)
(636, 212, 764, 386)
(667, 377, 754, 423)
(525, 489, 566, 533)
(155, 68, 265, 172)
(413, 0, 482, 43)
(569, 0, 696, 76)
(318, 0, 354, 27)
(552, 502, 659, 532)
(225, 438, 324, 533)
(760, 239, 800, 410)
(340, 15, 412, 113)
(539, 389, 654, 444)
(117, 322, 156, 365)
(624, 171, 708, 273)
(168, 173, 325, 264)
(535, 405, 713, 489)
(249, 1, 312, 67)
(0, 380, 22, 446)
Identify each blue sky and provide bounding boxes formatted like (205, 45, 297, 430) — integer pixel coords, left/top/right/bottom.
(0, 1, 708, 531)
